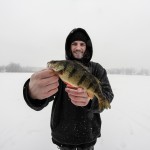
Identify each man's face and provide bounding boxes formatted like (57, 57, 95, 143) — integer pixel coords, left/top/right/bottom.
(71, 41, 86, 59)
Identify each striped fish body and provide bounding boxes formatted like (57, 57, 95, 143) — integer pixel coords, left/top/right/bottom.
(47, 60, 111, 110)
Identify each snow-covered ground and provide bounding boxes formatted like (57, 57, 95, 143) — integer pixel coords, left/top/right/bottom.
(0, 73, 150, 150)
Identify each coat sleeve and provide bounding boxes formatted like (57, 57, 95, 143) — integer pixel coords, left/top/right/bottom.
(23, 79, 54, 111)
(85, 62, 114, 113)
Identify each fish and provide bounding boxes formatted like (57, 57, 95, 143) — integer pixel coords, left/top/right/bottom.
(47, 60, 111, 111)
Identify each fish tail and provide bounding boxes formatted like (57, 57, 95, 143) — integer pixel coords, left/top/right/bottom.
(97, 97, 111, 111)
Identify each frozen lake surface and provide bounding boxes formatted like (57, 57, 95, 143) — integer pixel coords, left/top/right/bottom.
(0, 73, 150, 150)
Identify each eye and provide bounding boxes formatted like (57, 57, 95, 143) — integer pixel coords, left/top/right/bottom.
(71, 42, 77, 46)
(80, 43, 86, 46)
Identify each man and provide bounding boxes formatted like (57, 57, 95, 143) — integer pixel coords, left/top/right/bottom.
(23, 28, 114, 150)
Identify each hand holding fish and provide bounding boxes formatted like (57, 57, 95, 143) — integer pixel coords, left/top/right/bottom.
(47, 60, 111, 110)
(29, 69, 59, 100)
(65, 86, 90, 107)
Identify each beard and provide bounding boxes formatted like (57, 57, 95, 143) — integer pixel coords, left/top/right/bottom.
(69, 49, 91, 65)
(72, 50, 84, 59)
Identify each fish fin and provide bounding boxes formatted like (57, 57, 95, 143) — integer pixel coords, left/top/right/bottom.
(64, 81, 78, 89)
(64, 81, 73, 87)
(73, 60, 90, 72)
(87, 91, 94, 99)
(94, 76, 101, 84)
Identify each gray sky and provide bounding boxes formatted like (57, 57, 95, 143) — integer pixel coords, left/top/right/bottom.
(0, 0, 150, 69)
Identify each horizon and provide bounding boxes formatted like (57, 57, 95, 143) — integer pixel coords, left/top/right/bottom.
(0, 62, 150, 76)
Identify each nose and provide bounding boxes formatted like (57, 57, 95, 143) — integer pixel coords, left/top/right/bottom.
(76, 44, 81, 50)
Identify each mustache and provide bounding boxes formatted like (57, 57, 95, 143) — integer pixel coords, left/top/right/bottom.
(73, 50, 84, 53)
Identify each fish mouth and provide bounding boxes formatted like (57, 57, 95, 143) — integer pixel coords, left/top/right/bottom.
(47, 62, 53, 69)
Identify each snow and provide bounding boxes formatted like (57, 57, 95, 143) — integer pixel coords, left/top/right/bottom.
(0, 73, 150, 150)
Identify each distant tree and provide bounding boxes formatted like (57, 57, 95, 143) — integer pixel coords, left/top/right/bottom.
(125, 68, 136, 75)
(107, 68, 150, 75)
(138, 68, 149, 75)
(5, 63, 22, 72)
(0, 66, 5, 72)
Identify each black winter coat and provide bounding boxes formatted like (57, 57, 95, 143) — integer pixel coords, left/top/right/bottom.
(23, 61, 114, 148)
(23, 28, 114, 148)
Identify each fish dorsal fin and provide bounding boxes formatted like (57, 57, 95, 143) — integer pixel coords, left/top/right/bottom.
(73, 60, 90, 72)
(94, 76, 101, 84)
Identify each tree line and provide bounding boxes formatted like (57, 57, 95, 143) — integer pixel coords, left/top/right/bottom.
(0, 63, 42, 73)
(107, 68, 150, 76)
(0, 63, 150, 75)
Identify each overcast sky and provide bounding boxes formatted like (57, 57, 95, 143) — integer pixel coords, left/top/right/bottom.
(0, 0, 150, 69)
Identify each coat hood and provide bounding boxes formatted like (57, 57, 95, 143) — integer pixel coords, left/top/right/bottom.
(65, 28, 93, 64)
